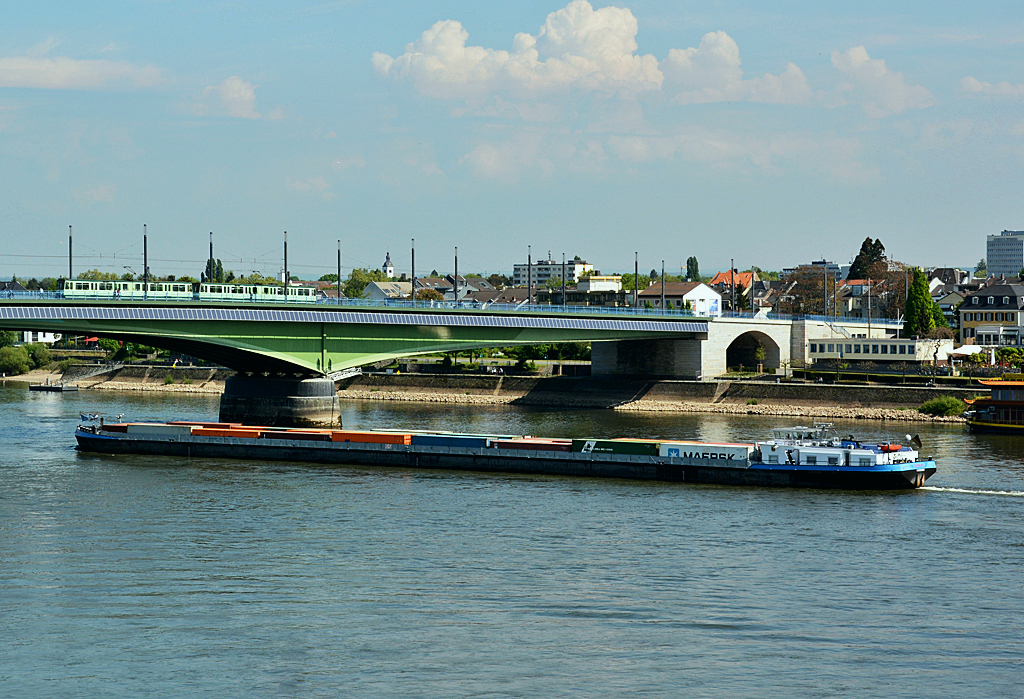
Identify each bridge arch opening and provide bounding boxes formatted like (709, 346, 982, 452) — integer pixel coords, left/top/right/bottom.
(726, 331, 781, 371)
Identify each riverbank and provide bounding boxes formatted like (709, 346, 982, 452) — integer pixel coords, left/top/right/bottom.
(338, 376, 974, 423)
(21, 365, 231, 393)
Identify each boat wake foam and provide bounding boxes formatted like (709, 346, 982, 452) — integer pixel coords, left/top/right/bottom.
(920, 486, 1024, 497)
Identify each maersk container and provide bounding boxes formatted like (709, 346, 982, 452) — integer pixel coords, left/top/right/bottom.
(659, 442, 752, 462)
(571, 439, 659, 456)
(126, 423, 195, 437)
(411, 434, 490, 449)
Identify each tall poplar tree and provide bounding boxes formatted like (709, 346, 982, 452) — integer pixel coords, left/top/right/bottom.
(904, 268, 935, 336)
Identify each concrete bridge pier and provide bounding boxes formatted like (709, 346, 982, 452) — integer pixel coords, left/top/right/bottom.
(219, 376, 341, 427)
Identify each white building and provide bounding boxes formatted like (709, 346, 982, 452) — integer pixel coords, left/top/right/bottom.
(21, 331, 61, 344)
(638, 282, 722, 317)
(513, 258, 594, 287)
(987, 230, 1024, 278)
(364, 281, 411, 300)
(576, 275, 622, 292)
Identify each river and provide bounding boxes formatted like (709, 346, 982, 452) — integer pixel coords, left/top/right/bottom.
(2, 383, 1022, 698)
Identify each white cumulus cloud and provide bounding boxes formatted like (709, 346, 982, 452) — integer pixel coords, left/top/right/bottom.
(830, 46, 933, 117)
(204, 76, 261, 119)
(662, 30, 811, 105)
(0, 56, 161, 89)
(961, 76, 1024, 98)
(372, 0, 662, 98)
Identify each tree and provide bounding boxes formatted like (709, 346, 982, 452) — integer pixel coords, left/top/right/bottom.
(344, 268, 388, 298)
(686, 256, 700, 281)
(649, 268, 659, 281)
(77, 269, 120, 281)
(415, 289, 444, 301)
(777, 266, 826, 315)
(202, 258, 226, 283)
(545, 276, 564, 290)
(487, 274, 510, 289)
(0, 346, 31, 375)
(319, 273, 339, 283)
(976, 258, 987, 278)
(848, 237, 886, 280)
(903, 268, 935, 336)
(621, 273, 651, 291)
(24, 343, 51, 368)
(0, 331, 18, 348)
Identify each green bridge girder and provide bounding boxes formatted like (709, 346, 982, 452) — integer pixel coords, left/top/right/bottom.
(0, 301, 708, 376)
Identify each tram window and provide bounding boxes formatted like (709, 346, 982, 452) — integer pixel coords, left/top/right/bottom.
(881, 345, 888, 354)
(853, 344, 860, 353)
(872, 345, 879, 354)
(827, 344, 834, 352)
(810, 344, 817, 352)
(845, 344, 852, 353)
(898, 345, 905, 354)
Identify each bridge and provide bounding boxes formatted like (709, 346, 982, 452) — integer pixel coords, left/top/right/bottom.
(0, 298, 899, 425)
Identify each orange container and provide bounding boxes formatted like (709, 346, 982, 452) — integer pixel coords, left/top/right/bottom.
(168, 421, 243, 428)
(331, 430, 412, 445)
(193, 428, 263, 439)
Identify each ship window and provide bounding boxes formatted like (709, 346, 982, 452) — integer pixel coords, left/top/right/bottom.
(805, 456, 817, 465)
(828, 457, 839, 465)
(767, 455, 779, 464)
(858, 457, 873, 467)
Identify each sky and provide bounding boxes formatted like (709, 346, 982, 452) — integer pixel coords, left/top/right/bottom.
(1, 0, 1022, 282)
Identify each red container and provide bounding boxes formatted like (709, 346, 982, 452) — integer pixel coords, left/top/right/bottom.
(101, 423, 129, 433)
(193, 428, 263, 439)
(331, 431, 412, 445)
(168, 421, 242, 428)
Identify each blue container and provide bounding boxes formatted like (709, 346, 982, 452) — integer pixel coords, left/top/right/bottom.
(411, 434, 490, 449)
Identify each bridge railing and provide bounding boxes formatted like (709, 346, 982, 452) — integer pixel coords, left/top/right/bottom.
(0, 290, 905, 325)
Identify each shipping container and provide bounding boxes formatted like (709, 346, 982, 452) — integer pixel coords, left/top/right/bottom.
(192, 428, 263, 439)
(492, 439, 573, 452)
(261, 431, 332, 442)
(411, 434, 490, 449)
(331, 431, 412, 445)
(126, 423, 195, 437)
(658, 442, 753, 461)
(571, 439, 659, 456)
(101, 423, 129, 433)
(168, 421, 242, 429)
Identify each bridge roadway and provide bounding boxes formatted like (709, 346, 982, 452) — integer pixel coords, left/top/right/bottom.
(0, 299, 709, 377)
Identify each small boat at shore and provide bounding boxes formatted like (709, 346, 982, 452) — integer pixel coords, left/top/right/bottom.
(74, 420, 936, 490)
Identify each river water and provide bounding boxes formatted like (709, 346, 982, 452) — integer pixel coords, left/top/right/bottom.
(2, 384, 1023, 698)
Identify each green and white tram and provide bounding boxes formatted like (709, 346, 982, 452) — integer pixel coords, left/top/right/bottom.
(60, 279, 194, 300)
(197, 283, 319, 301)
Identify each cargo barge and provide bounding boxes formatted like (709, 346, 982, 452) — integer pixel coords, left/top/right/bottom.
(75, 421, 936, 490)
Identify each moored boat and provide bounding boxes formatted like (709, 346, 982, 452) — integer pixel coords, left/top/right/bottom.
(965, 377, 1024, 434)
(74, 420, 937, 490)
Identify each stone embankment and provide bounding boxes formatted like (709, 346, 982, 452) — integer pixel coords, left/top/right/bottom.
(338, 375, 976, 423)
(69, 365, 231, 394)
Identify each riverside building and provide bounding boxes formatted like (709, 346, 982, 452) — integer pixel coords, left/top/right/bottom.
(986, 231, 1024, 278)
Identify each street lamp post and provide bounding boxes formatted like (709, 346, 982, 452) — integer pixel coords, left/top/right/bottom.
(337, 240, 342, 304)
(561, 253, 566, 309)
(411, 238, 415, 301)
(634, 251, 638, 309)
